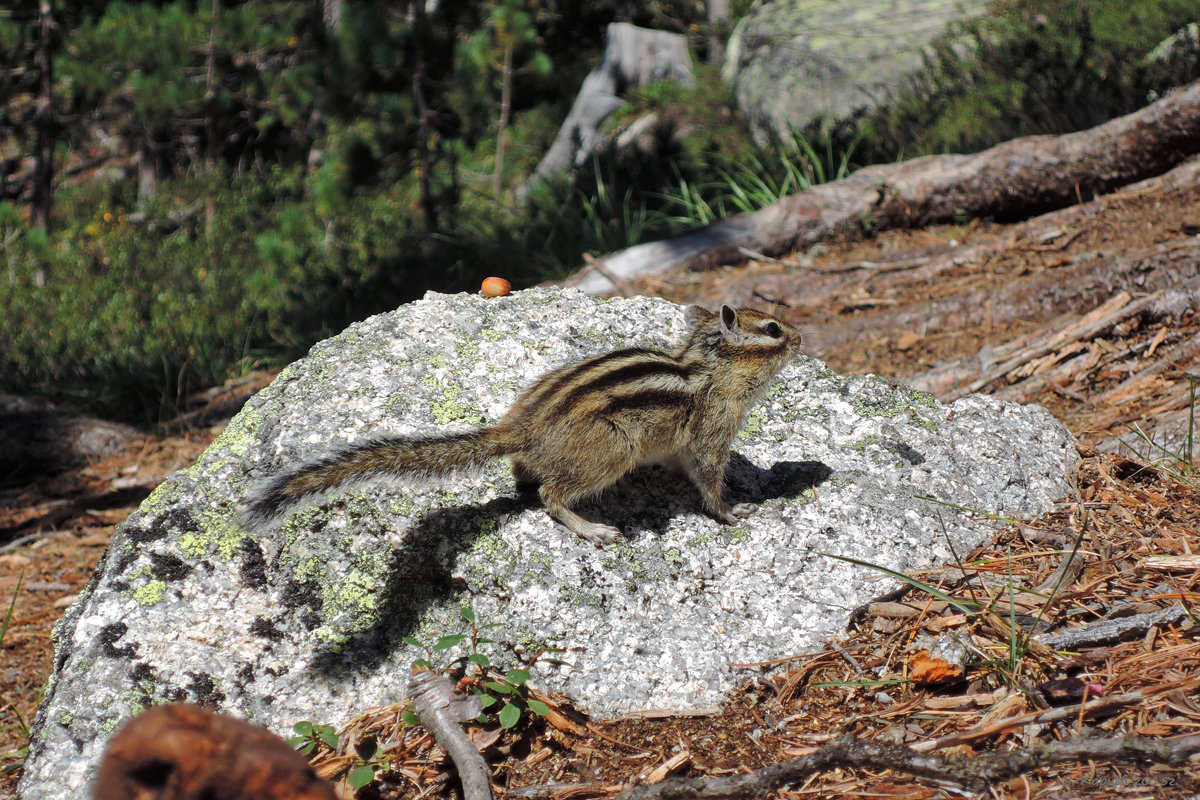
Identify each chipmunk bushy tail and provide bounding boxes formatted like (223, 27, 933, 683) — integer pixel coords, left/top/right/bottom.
(243, 426, 521, 527)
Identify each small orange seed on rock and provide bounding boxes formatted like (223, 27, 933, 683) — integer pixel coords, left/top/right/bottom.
(481, 276, 511, 297)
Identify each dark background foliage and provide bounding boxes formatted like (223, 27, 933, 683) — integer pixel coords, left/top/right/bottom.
(0, 0, 1193, 418)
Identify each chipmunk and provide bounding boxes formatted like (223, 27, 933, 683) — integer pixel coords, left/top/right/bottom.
(243, 304, 803, 545)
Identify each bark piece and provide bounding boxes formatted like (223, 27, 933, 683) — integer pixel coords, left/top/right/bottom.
(1035, 604, 1192, 651)
(93, 703, 335, 800)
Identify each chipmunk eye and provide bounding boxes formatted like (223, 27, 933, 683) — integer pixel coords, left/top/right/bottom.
(763, 321, 782, 338)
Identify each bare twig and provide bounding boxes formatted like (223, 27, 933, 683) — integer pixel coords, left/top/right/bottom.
(609, 730, 1200, 800)
(408, 671, 493, 800)
(912, 691, 1145, 751)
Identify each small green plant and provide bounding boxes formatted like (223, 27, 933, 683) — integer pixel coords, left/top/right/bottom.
(402, 606, 556, 729)
(288, 722, 387, 789)
(476, 666, 550, 728)
(345, 735, 387, 790)
(1, 568, 23, 650)
(288, 719, 338, 756)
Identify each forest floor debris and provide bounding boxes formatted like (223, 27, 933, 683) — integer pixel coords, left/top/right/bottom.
(3, 171, 1200, 797)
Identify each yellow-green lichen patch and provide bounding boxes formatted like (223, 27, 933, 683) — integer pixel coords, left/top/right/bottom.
(123, 676, 165, 717)
(844, 435, 882, 455)
(456, 336, 481, 362)
(387, 493, 414, 517)
(812, 363, 841, 382)
(312, 628, 349, 650)
(472, 513, 499, 537)
(737, 411, 766, 441)
(287, 546, 395, 642)
(201, 509, 247, 561)
(430, 381, 487, 425)
(142, 479, 187, 514)
(97, 714, 124, 738)
(687, 524, 753, 546)
(133, 579, 167, 606)
(720, 526, 751, 544)
(382, 381, 415, 416)
(787, 486, 817, 505)
(293, 556, 325, 583)
(600, 540, 638, 573)
(208, 404, 264, 460)
(782, 405, 826, 424)
(463, 533, 509, 584)
(329, 567, 383, 617)
(559, 582, 604, 608)
(280, 506, 333, 564)
(852, 382, 939, 419)
(178, 531, 213, 559)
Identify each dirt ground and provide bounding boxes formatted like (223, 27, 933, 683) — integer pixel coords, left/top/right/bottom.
(2, 163, 1199, 798)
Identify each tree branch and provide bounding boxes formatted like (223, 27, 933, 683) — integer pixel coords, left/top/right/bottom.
(611, 731, 1200, 800)
(409, 670, 494, 800)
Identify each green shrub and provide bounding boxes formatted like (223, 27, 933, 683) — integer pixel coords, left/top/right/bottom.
(845, 0, 1199, 162)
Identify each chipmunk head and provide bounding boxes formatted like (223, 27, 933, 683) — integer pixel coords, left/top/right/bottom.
(684, 304, 802, 363)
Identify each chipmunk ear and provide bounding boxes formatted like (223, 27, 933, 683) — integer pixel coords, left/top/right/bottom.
(718, 304, 751, 344)
(719, 304, 740, 332)
(685, 305, 715, 325)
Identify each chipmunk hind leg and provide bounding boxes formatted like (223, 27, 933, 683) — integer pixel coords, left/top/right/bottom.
(533, 444, 640, 545)
(511, 459, 541, 495)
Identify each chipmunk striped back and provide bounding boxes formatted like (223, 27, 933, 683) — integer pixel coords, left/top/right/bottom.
(241, 304, 802, 545)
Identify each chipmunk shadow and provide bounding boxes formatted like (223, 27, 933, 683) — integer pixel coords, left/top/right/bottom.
(305, 454, 831, 675)
(726, 453, 832, 505)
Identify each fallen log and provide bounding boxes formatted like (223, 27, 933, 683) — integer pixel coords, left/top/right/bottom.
(569, 78, 1200, 294)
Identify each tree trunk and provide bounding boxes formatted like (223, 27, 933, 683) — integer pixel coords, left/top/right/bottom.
(321, 0, 343, 33)
(516, 23, 692, 202)
(707, 0, 730, 64)
(408, 0, 438, 232)
(569, 78, 1200, 294)
(493, 41, 513, 202)
(30, 0, 55, 237)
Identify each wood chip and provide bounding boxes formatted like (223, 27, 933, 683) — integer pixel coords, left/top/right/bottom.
(643, 751, 691, 784)
(924, 693, 998, 710)
(1146, 325, 1167, 357)
(1139, 554, 1200, 572)
(870, 601, 949, 618)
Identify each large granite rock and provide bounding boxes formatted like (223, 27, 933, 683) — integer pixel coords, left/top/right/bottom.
(20, 288, 1076, 799)
(723, 0, 988, 142)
